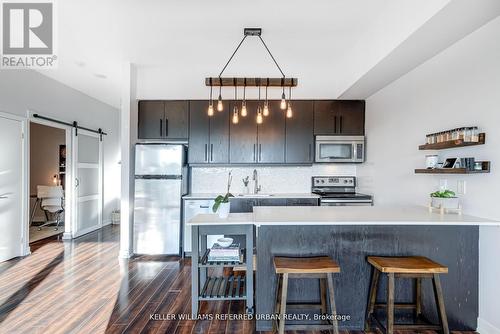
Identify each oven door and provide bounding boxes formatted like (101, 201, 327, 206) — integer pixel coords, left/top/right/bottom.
(320, 198, 373, 206)
(315, 136, 364, 163)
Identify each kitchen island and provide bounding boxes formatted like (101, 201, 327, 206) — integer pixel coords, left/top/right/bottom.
(188, 205, 498, 331)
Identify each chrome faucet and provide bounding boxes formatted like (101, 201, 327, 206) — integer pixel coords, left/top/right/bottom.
(253, 169, 261, 194)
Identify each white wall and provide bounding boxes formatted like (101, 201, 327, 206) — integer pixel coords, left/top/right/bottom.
(0, 70, 121, 225)
(191, 165, 357, 194)
(358, 17, 500, 333)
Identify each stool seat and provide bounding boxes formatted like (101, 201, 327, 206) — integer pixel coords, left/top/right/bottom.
(367, 256, 448, 274)
(274, 256, 341, 274)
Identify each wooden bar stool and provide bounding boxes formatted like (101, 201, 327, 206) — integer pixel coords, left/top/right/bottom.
(273, 256, 340, 334)
(365, 256, 450, 334)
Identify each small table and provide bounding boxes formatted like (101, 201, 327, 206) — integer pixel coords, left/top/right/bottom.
(189, 213, 254, 317)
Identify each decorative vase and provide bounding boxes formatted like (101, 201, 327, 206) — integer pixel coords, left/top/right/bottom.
(217, 202, 230, 219)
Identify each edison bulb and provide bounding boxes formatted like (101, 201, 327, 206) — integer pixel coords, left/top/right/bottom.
(256, 107, 263, 124)
(217, 95, 223, 112)
(241, 101, 247, 117)
(263, 103, 269, 116)
(286, 103, 293, 118)
(280, 92, 287, 110)
(207, 103, 214, 116)
(232, 106, 239, 124)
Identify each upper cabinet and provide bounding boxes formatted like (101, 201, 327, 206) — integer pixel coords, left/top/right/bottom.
(286, 101, 314, 163)
(314, 100, 365, 135)
(257, 101, 285, 163)
(229, 101, 259, 164)
(138, 100, 188, 140)
(189, 100, 229, 164)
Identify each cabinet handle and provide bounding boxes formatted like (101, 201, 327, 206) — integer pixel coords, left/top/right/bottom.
(204, 144, 208, 162)
(333, 116, 337, 134)
(253, 144, 256, 162)
(339, 116, 343, 133)
(160, 119, 163, 137)
(210, 144, 213, 162)
(165, 118, 169, 137)
(259, 144, 262, 161)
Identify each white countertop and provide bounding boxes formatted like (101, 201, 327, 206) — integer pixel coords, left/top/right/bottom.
(187, 205, 499, 226)
(183, 193, 320, 200)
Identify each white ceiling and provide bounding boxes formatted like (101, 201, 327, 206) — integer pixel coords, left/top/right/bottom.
(38, 0, 455, 108)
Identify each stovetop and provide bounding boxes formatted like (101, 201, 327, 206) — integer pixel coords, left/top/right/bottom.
(312, 191, 372, 200)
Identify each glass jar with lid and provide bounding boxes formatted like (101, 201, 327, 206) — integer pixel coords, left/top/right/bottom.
(464, 127, 472, 142)
(471, 127, 479, 142)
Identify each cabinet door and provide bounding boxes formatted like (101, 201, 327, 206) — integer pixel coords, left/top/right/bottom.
(257, 101, 285, 163)
(164, 101, 189, 139)
(188, 101, 210, 164)
(256, 198, 287, 207)
(229, 198, 257, 213)
(230, 101, 258, 164)
(138, 101, 164, 139)
(337, 100, 365, 135)
(314, 101, 338, 135)
(286, 198, 319, 206)
(286, 100, 314, 163)
(209, 101, 230, 164)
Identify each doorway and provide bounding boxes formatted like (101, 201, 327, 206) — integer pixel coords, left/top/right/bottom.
(28, 122, 67, 243)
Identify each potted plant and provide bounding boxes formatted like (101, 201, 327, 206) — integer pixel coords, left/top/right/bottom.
(212, 171, 233, 218)
(430, 189, 460, 210)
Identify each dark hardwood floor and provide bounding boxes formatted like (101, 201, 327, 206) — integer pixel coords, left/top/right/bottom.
(0, 225, 477, 334)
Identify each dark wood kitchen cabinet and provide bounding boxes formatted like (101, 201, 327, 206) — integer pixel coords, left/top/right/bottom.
(188, 100, 229, 164)
(230, 100, 286, 164)
(257, 101, 285, 163)
(230, 197, 318, 213)
(314, 100, 365, 135)
(229, 101, 259, 163)
(138, 100, 188, 140)
(285, 100, 314, 163)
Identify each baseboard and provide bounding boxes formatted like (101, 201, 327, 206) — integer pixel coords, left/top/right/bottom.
(478, 317, 500, 334)
(102, 219, 112, 226)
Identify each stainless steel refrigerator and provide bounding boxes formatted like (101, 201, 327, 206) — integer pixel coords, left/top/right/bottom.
(134, 144, 187, 255)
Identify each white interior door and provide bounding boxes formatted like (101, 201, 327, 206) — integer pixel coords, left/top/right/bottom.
(72, 129, 103, 237)
(0, 114, 25, 262)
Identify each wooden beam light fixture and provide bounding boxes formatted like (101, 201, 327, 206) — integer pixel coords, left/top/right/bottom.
(206, 28, 297, 123)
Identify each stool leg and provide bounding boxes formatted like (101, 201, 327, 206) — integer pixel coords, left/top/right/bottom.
(415, 277, 422, 319)
(365, 267, 380, 330)
(326, 273, 339, 334)
(273, 274, 282, 332)
(320, 277, 327, 316)
(387, 273, 395, 334)
(432, 274, 450, 334)
(278, 273, 288, 334)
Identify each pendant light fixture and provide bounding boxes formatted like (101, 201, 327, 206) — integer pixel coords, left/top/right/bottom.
(286, 86, 293, 118)
(241, 78, 247, 117)
(263, 80, 269, 117)
(207, 78, 214, 116)
(232, 82, 239, 124)
(206, 28, 297, 120)
(256, 84, 263, 124)
(280, 78, 287, 110)
(217, 85, 223, 112)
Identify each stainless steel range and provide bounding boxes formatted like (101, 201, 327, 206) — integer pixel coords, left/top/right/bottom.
(311, 176, 373, 206)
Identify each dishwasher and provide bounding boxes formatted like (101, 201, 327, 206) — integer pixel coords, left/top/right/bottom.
(183, 199, 224, 255)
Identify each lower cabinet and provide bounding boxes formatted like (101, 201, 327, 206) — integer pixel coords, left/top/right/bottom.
(229, 197, 318, 213)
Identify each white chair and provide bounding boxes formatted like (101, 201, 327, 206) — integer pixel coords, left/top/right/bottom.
(36, 185, 64, 231)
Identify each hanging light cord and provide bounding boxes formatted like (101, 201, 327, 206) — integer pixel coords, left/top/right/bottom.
(217, 33, 286, 78)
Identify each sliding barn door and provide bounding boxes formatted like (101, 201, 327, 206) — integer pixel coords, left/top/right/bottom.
(0, 113, 25, 262)
(72, 129, 103, 237)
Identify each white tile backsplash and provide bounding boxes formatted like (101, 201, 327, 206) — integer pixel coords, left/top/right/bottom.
(190, 165, 357, 194)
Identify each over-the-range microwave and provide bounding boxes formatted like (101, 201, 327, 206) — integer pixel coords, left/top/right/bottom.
(315, 135, 365, 163)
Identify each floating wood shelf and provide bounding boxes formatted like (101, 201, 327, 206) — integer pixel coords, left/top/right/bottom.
(419, 133, 485, 150)
(415, 161, 490, 174)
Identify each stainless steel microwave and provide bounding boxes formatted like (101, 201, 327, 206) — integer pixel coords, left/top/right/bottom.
(315, 136, 365, 163)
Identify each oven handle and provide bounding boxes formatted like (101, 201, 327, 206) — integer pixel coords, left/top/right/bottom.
(320, 199, 373, 203)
